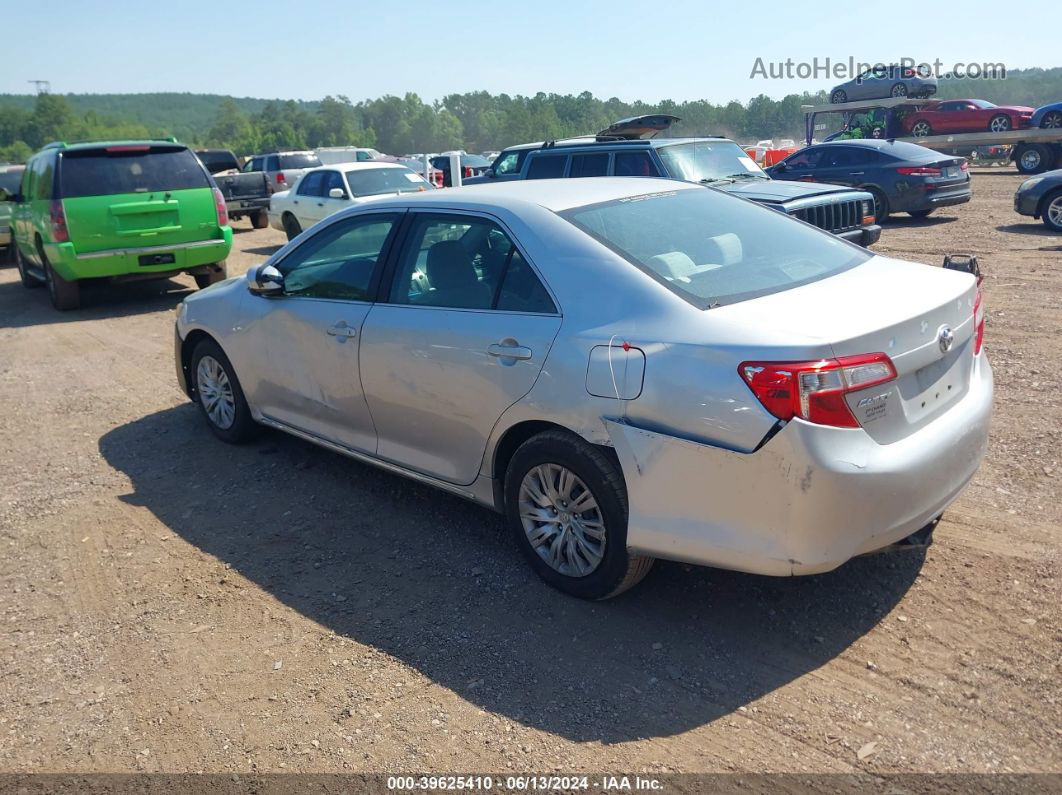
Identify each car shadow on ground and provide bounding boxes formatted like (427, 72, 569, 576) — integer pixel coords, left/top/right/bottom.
(0, 274, 191, 329)
(241, 245, 284, 257)
(99, 406, 924, 743)
(883, 214, 957, 227)
(995, 223, 1061, 242)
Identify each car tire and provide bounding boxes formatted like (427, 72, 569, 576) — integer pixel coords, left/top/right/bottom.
(911, 120, 932, 137)
(830, 89, 847, 104)
(1041, 111, 1062, 129)
(189, 338, 259, 444)
(504, 429, 654, 600)
(867, 187, 890, 221)
(890, 82, 908, 98)
(1014, 143, 1055, 175)
(194, 262, 228, 289)
(43, 253, 80, 310)
(988, 114, 1011, 133)
(908, 209, 933, 219)
(251, 210, 269, 229)
(1041, 189, 1062, 233)
(14, 245, 42, 288)
(282, 213, 302, 241)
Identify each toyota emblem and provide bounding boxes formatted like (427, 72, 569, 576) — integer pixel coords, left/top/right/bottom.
(938, 326, 955, 353)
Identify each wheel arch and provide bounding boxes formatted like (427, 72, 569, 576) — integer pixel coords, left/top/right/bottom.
(1037, 186, 1062, 222)
(179, 327, 223, 399)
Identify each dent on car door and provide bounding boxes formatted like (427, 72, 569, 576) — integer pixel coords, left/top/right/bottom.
(242, 212, 403, 453)
(359, 212, 562, 484)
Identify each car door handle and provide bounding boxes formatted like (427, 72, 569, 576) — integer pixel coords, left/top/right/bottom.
(326, 324, 357, 338)
(487, 343, 532, 360)
(848, 171, 864, 176)
(317, 202, 324, 206)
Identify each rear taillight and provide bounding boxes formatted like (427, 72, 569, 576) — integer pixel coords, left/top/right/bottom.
(463, 166, 473, 178)
(276, 172, 286, 185)
(49, 200, 69, 243)
(960, 160, 969, 172)
(739, 353, 897, 428)
(212, 187, 229, 227)
(897, 166, 942, 176)
(973, 287, 985, 355)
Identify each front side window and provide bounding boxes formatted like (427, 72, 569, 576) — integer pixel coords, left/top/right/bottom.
(356, 151, 373, 161)
(278, 213, 398, 301)
(493, 150, 521, 175)
(561, 187, 869, 308)
(613, 151, 659, 177)
(389, 214, 554, 313)
(781, 148, 824, 169)
(296, 171, 324, 196)
(0, 169, 23, 194)
(526, 155, 567, 180)
(59, 146, 206, 198)
(321, 170, 346, 197)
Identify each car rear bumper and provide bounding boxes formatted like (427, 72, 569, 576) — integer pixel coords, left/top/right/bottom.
(226, 198, 270, 215)
(46, 229, 233, 280)
(606, 353, 992, 576)
(837, 224, 881, 247)
(925, 187, 972, 209)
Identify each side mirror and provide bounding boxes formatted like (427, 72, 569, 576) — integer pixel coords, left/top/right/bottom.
(328, 187, 346, 199)
(774, 163, 787, 172)
(247, 264, 285, 296)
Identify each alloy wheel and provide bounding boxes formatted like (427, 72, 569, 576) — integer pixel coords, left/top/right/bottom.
(989, 115, 1011, 132)
(1042, 112, 1062, 129)
(196, 355, 236, 429)
(912, 121, 931, 136)
(891, 83, 908, 97)
(1020, 149, 1043, 171)
(1047, 196, 1062, 230)
(518, 463, 606, 577)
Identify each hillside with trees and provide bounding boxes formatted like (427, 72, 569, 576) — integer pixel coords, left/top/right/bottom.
(1, 67, 1058, 162)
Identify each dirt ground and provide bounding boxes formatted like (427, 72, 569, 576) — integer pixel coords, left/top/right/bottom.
(0, 168, 1059, 778)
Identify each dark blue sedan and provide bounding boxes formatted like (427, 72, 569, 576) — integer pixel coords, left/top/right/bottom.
(766, 140, 971, 221)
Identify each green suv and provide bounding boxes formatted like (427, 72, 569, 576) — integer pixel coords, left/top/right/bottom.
(0, 140, 233, 309)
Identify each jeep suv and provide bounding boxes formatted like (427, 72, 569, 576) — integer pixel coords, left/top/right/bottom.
(468, 115, 882, 246)
(5, 140, 232, 310)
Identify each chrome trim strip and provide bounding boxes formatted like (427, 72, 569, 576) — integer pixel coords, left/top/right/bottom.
(256, 416, 492, 507)
(76, 238, 225, 260)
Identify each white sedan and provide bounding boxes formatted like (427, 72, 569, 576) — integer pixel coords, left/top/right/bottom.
(269, 162, 432, 239)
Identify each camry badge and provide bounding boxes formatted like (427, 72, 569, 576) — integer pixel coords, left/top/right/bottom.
(938, 325, 955, 353)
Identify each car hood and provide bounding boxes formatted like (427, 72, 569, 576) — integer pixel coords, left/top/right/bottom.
(998, 106, 1035, 113)
(720, 178, 858, 203)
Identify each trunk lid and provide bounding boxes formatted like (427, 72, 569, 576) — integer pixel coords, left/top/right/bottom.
(716, 256, 979, 443)
(62, 188, 218, 254)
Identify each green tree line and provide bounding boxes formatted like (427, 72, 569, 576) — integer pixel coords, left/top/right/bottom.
(1, 67, 1059, 163)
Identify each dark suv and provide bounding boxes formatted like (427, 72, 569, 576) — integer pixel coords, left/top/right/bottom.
(468, 115, 881, 246)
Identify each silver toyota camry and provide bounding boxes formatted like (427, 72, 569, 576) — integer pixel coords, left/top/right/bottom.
(175, 178, 992, 599)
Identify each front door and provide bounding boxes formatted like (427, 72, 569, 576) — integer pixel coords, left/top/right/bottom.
(244, 212, 402, 453)
(360, 211, 561, 484)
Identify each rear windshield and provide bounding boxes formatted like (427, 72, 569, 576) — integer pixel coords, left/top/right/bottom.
(196, 150, 239, 174)
(346, 167, 430, 197)
(0, 170, 23, 193)
(59, 146, 210, 198)
(561, 188, 869, 308)
(279, 153, 321, 169)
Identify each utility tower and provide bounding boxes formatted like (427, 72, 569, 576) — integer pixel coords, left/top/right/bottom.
(28, 80, 51, 95)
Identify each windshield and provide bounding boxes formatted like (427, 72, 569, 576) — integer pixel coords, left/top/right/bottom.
(561, 188, 869, 308)
(657, 141, 767, 183)
(345, 167, 431, 197)
(59, 146, 210, 197)
(279, 153, 321, 169)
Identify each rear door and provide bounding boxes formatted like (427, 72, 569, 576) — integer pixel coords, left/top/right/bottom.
(360, 211, 561, 484)
(58, 145, 217, 254)
(292, 171, 326, 226)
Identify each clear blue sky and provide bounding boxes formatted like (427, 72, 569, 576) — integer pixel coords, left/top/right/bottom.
(2, 0, 1057, 103)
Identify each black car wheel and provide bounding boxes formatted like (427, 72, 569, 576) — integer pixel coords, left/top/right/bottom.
(868, 187, 890, 221)
(1041, 190, 1062, 233)
(14, 245, 43, 289)
(43, 252, 80, 310)
(1015, 144, 1055, 174)
(988, 114, 1012, 133)
(908, 209, 933, 219)
(282, 213, 302, 242)
(830, 89, 847, 104)
(911, 120, 932, 137)
(1040, 111, 1062, 129)
(194, 262, 228, 289)
(890, 83, 908, 98)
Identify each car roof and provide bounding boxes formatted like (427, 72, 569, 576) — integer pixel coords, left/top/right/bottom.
(811, 139, 943, 158)
(310, 162, 410, 172)
(363, 176, 698, 213)
(501, 136, 731, 155)
(56, 140, 187, 153)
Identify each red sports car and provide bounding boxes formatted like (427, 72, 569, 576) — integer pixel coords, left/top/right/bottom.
(904, 99, 1033, 137)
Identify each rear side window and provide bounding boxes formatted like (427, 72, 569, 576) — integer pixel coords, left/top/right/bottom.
(569, 153, 609, 177)
(59, 146, 209, 198)
(526, 155, 567, 179)
(297, 172, 325, 196)
(614, 151, 659, 177)
(279, 153, 321, 169)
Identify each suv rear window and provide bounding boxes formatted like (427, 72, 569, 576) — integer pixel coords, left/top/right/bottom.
(59, 146, 210, 198)
(278, 153, 321, 169)
(561, 187, 868, 308)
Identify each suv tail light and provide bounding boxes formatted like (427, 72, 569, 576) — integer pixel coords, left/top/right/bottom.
(212, 187, 229, 227)
(960, 160, 969, 172)
(973, 286, 985, 355)
(739, 353, 897, 428)
(49, 200, 69, 243)
(896, 166, 942, 177)
(463, 166, 473, 178)
(276, 172, 286, 185)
